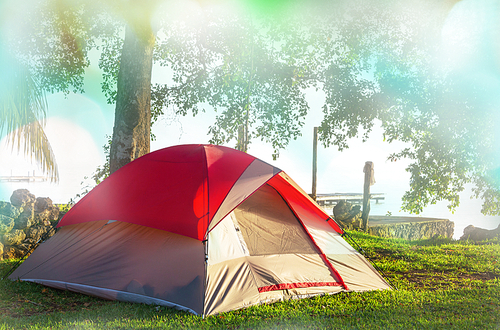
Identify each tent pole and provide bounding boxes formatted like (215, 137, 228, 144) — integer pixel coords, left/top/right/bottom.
(202, 238, 208, 318)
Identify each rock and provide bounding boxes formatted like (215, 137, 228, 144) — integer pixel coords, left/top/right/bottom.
(0, 215, 15, 235)
(34, 197, 53, 213)
(333, 201, 362, 230)
(10, 189, 36, 208)
(3, 245, 25, 259)
(460, 224, 500, 241)
(0, 201, 22, 219)
(26, 225, 50, 241)
(14, 216, 32, 230)
(33, 206, 59, 224)
(3, 229, 26, 245)
(16, 241, 34, 253)
(14, 217, 33, 230)
(1, 192, 60, 260)
(14, 207, 34, 229)
(22, 237, 38, 245)
(49, 206, 60, 221)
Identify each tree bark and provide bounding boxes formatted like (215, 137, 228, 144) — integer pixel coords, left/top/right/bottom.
(109, 24, 155, 174)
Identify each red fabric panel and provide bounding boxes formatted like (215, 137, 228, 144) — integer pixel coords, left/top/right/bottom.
(258, 282, 342, 293)
(58, 145, 256, 241)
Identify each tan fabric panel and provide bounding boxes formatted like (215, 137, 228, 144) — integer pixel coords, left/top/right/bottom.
(304, 226, 356, 255)
(327, 253, 391, 291)
(245, 254, 339, 289)
(292, 191, 391, 292)
(205, 258, 261, 315)
(207, 212, 249, 266)
(10, 220, 205, 315)
(233, 184, 317, 256)
(208, 159, 279, 233)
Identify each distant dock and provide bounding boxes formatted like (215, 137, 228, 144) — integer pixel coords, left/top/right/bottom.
(315, 193, 385, 207)
(0, 175, 48, 183)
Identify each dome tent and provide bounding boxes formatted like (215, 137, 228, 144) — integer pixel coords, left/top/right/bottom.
(9, 144, 390, 316)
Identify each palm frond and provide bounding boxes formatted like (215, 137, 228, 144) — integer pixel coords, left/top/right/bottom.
(0, 61, 59, 182)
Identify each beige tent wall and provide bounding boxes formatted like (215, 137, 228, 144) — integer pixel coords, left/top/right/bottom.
(9, 220, 205, 315)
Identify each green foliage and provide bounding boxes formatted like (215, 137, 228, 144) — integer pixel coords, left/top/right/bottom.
(152, 8, 311, 154)
(89, 135, 112, 186)
(308, 1, 500, 215)
(5, 0, 99, 96)
(150, 1, 500, 215)
(4, 0, 499, 216)
(1, 233, 499, 329)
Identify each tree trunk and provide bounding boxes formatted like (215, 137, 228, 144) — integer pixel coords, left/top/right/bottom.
(109, 24, 155, 174)
(361, 161, 375, 231)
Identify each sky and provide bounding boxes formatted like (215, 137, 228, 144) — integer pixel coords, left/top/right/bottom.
(1, 0, 500, 238)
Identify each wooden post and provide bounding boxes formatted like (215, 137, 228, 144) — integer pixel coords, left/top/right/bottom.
(361, 161, 374, 231)
(312, 127, 318, 201)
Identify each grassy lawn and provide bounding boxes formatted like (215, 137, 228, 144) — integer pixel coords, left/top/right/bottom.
(1, 232, 499, 329)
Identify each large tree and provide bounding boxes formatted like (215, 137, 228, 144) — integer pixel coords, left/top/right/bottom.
(3, 0, 499, 216)
(2, 0, 158, 174)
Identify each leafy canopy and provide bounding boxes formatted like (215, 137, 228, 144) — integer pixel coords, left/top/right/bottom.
(4, 0, 499, 215)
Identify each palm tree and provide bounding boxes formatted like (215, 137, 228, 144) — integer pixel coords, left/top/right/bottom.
(0, 59, 59, 181)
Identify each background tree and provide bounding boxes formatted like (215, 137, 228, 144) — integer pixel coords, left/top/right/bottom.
(310, 1, 500, 215)
(151, 7, 311, 156)
(3, 0, 499, 217)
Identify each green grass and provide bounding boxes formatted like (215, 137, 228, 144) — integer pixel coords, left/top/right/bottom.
(1, 232, 499, 329)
